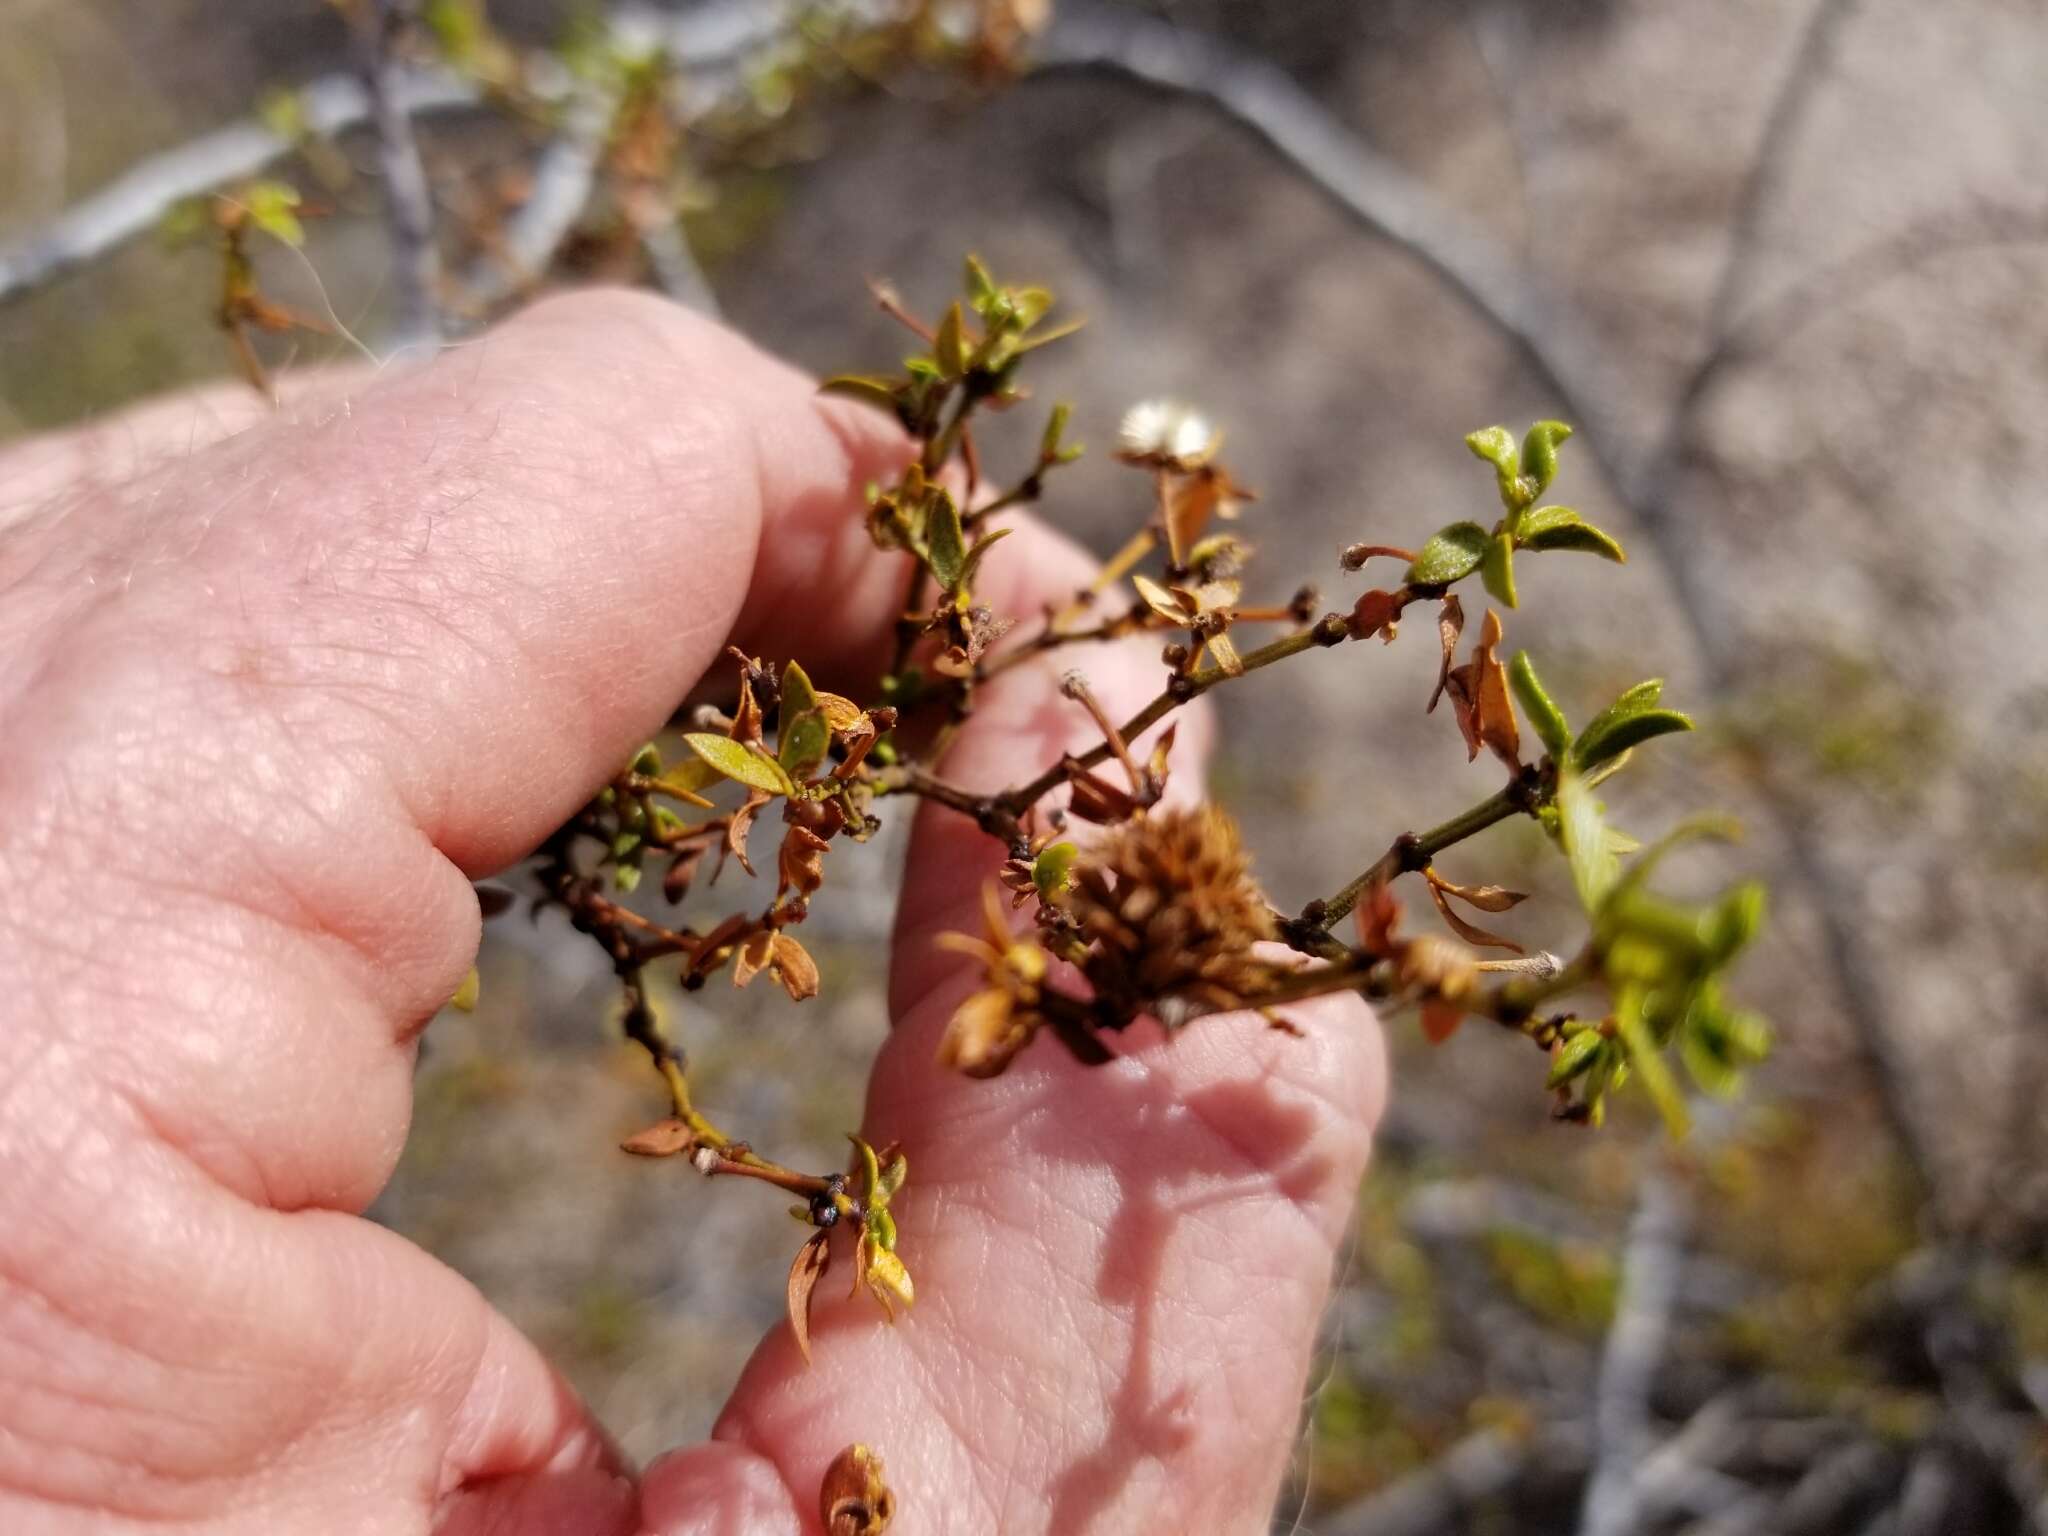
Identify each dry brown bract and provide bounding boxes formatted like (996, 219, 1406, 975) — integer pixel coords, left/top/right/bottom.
(1071, 804, 1278, 1024)
(821, 1442, 895, 1535)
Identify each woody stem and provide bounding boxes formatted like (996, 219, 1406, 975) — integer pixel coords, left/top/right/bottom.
(996, 614, 1349, 814)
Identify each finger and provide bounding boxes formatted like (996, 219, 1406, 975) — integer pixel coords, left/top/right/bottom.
(644, 633, 1387, 1534)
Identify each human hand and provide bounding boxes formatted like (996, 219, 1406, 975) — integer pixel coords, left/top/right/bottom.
(0, 292, 1382, 1534)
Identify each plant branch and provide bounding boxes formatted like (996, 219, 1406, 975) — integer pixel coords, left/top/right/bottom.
(997, 613, 1347, 813)
(1297, 780, 1532, 939)
(0, 1, 798, 310)
(351, 0, 443, 350)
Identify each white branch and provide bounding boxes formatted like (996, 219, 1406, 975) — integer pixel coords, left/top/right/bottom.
(0, 1, 797, 311)
(354, 0, 443, 351)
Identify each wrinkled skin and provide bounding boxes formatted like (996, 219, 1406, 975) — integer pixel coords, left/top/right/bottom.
(0, 293, 1384, 1535)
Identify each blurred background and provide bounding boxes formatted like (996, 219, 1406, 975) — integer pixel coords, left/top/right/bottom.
(5, 2, 2047, 1530)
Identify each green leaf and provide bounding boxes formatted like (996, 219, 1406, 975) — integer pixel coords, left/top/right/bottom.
(1519, 421, 1573, 495)
(682, 733, 795, 796)
(1572, 688, 1695, 770)
(1616, 988, 1690, 1137)
(1517, 506, 1626, 562)
(926, 489, 967, 591)
(243, 180, 305, 246)
(1680, 999, 1771, 1098)
(1547, 1029, 1605, 1089)
(1509, 651, 1572, 759)
(449, 965, 481, 1013)
(935, 301, 968, 377)
(965, 253, 997, 311)
(779, 709, 828, 781)
(1466, 425, 1528, 509)
(1465, 425, 1518, 478)
(819, 375, 902, 416)
(1033, 842, 1079, 900)
(1405, 521, 1491, 586)
(1480, 530, 1519, 608)
(1557, 771, 1621, 912)
(1703, 882, 1768, 964)
(780, 658, 820, 724)
(1041, 401, 1073, 461)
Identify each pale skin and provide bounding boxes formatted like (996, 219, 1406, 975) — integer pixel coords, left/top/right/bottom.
(0, 291, 1384, 1535)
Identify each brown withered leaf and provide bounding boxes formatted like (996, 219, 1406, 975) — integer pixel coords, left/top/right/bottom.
(786, 1230, 832, 1366)
(620, 1117, 695, 1157)
(726, 788, 772, 877)
(770, 932, 820, 1002)
(731, 666, 764, 747)
(1426, 876, 1526, 954)
(1341, 542, 1419, 571)
(1470, 609, 1522, 769)
(821, 1443, 895, 1535)
(1421, 998, 1465, 1044)
(1426, 867, 1528, 914)
(1428, 595, 1465, 714)
(662, 841, 710, 901)
(1355, 880, 1403, 957)
(778, 825, 831, 900)
(1443, 662, 1483, 760)
(733, 928, 774, 988)
(816, 692, 866, 732)
(1351, 588, 1403, 642)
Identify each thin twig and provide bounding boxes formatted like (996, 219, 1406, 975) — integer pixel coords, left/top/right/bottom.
(1578, 1158, 1693, 1536)
(1032, 0, 1949, 1207)
(352, 0, 443, 351)
(0, 1, 795, 310)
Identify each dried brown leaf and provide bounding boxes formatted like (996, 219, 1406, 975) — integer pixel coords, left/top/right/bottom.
(1471, 609, 1522, 769)
(733, 928, 774, 988)
(1350, 588, 1403, 641)
(727, 788, 772, 877)
(787, 1230, 831, 1366)
(1426, 867, 1529, 913)
(771, 932, 821, 1002)
(1427, 595, 1465, 714)
(1426, 877, 1525, 953)
(778, 825, 831, 900)
(620, 1117, 694, 1157)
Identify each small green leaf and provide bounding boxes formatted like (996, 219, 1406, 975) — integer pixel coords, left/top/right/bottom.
(1033, 842, 1079, 900)
(1466, 425, 1527, 509)
(1616, 988, 1690, 1137)
(780, 659, 820, 724)
(1703, 882, 1767, 964)
(682, 733, 795, 796)
(965, 253, 997, 311)
(629, 742, 662, 775)
(1558, 771, 1621, 912)
(1041, 401, 1073, 461)
(1480, 530, 1518, 608)
(449, 965, 481, 1013)
(779, 710, 829, 781)
(1547, 1029, 1604, 1089)
(819, 375, 902, 416)
(935, 301, 968, 377)
(876, 1152, 908, 1201)
(1519, 421, 1573, 495)
(1405, 521, 1491, 586)
(1509, 651, 1572, 759)
(1011, 285, 1055, 330)
(243, 180, 305, 246)
(1572, 707, 1694, 771)
(1518, 506, 1626, 562)
(926, 489, 967, 591)
(1465, 425, 1518, 477)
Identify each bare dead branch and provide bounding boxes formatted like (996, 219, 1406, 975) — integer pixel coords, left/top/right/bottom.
(351, 0, 443, 350)
(1578, 1163, 1692, 1536)
(1318, 1422, 1590, 1536)
(0, 1, 795, 312)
